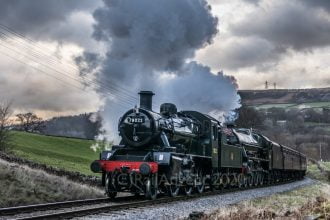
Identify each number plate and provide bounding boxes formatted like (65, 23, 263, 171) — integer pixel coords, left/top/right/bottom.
(127, 116, 145, 124)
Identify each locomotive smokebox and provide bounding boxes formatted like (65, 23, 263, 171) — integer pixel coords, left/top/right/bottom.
(139, 91, 154, 111)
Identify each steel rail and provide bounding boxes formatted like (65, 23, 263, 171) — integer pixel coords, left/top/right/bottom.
(0, 196, 139, 216)
(6, 178, 305, 220)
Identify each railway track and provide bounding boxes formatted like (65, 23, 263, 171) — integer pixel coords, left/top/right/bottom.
(0, 198, 110, 216)
(0, 195, 141, 219)
(0, 178, 303, 220)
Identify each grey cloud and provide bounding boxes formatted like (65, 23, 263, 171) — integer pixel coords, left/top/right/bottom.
(0, 68, 99, 113)
(198, 37, 284, 70)
(0, 0, 101, 43)
(0, 0, 103, 115)
(231, 1, 330, 51)
(300, 0, 330, 12)
(202, 0, 330, 72)
(243, 0, 330, 11)
(241, 0, 261, 5)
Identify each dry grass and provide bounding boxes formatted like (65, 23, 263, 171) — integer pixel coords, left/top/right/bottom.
(307, 161, 330, 182)
(205, 183, 330, 220)
(202, 163, 330, 220)
(0, 159, 104, 208)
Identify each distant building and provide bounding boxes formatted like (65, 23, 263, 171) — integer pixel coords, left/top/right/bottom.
(276, 120, 287, 127)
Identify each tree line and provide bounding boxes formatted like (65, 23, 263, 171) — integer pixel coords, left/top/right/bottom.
(0, 102, 103, 152)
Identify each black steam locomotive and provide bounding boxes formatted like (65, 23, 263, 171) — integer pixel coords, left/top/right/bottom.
(91, 91, 306, 199)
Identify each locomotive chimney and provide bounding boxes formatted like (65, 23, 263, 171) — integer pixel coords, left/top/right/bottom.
(138, 91, 154, 111)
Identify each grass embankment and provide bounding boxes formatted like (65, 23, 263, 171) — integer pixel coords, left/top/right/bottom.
(204, 162, 330, 220)
(0, 160, 103, 207)
(9, 131, 99, 175)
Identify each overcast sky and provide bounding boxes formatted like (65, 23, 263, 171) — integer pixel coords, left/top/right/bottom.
(0, 0, 330, 117)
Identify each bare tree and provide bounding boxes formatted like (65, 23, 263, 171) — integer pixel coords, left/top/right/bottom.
(235, 105, 265, 129)
(16, 112, 44, 133)
(0, 101, 12, 151)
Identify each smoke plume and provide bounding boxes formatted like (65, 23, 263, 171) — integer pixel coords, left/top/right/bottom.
(77, 0, 241, 143)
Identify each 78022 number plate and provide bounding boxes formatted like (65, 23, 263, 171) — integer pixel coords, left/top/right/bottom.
(127, 116, 145, 124)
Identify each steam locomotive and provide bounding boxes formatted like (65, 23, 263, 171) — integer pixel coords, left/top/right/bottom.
(91, 91, 306, 199)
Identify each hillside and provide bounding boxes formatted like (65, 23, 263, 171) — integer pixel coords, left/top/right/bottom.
(10, 131, 99, 175)
(239, 87, 330, 107)
(42, 113, 101, 139)
(236, 88, 330, 161)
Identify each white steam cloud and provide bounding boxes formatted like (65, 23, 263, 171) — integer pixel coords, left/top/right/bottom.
(77, 0, 241, 144)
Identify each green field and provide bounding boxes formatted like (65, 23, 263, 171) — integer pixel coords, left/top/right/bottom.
(254, 103, 297, 109)
(254, 101, 330, 110)
(10, 131, 100, 175)
(304, 122, 330, 126)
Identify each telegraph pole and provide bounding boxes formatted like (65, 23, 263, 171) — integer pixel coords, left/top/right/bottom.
(319, 118, 323, 162)
(319, 142, 322, 162)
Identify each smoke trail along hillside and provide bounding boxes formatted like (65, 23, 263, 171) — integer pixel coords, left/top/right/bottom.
(77, 0, 241, 144)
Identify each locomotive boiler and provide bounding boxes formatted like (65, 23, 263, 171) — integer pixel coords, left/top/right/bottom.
(91, 91, 306, 200)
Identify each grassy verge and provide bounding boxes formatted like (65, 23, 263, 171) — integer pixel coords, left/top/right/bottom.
(202, 163, 330, 220)
(205, 183, 330, 219)
(307, 161, 330, 182)
(0, 160, 103, 208)
(9, 131, 100, 175)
